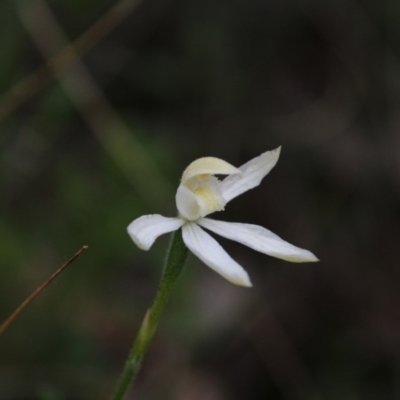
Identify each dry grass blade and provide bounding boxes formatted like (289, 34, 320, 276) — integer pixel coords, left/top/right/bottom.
(0, 245, 88, 337)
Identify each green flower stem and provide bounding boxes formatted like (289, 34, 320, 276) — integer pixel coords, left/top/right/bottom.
(111, 229, 188, 400)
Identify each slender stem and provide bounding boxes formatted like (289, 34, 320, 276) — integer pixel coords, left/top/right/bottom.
(111, 229, 188, 400)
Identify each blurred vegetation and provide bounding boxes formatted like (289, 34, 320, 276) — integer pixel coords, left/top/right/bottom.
(1, 0, 400, 399)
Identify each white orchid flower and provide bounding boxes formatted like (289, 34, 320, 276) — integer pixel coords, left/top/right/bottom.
(127, 148, 318, 287)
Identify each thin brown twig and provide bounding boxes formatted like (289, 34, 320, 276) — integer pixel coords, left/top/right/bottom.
(0, 0, 142, 122)
(0, 245, 88, 337)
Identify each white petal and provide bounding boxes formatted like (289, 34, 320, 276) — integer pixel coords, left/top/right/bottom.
(182, 157, 240, 183)
(198, 218, 319, 263)
(220, 147, 281, 202)
(182, 222, 252, 287)
(127, 215, 184, 250)
(176, 185, 202, 221)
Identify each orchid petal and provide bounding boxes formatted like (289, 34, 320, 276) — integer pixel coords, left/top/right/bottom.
(220, 147, 281, 202)
(198, 218, 319, 263)
(182, 157, 240, 183)
(176, 185, 202, 221)
(182, 222, 252, 287)
(127, 215, 183, 250)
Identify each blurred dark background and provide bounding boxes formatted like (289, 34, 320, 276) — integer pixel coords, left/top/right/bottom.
(1, 0, 400, 399)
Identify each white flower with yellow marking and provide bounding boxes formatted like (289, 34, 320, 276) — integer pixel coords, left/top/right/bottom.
(128, 148, 318, 287)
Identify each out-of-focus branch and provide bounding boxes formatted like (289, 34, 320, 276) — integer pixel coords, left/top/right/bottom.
(15, 0, 173, 210)
(0, 0, 143, 122)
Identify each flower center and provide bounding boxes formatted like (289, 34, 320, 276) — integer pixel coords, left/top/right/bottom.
(193, 185, 225, 215)
(175, 157, 241, 221)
